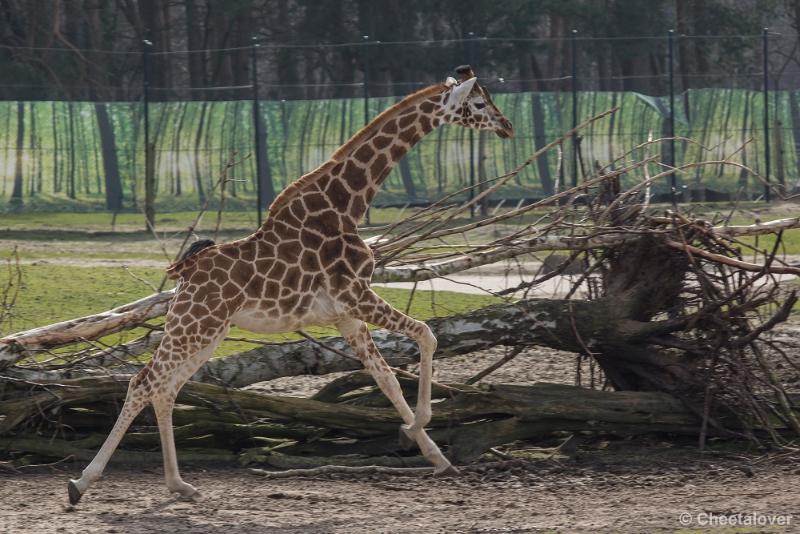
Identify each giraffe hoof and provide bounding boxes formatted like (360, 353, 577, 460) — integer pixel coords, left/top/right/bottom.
(67, 480, 83, 506)
(398, 426, 416, 450)
(171, 482, 200, 501)
(433, 464, 461, 477)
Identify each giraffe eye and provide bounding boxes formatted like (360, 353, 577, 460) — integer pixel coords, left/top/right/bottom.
(474, 102, 486, 110)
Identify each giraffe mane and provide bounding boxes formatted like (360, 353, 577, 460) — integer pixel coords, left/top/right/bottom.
(267, 83, 447, 215)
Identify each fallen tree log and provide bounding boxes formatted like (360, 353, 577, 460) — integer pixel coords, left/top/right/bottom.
(8, 297, 637, 387)
(1, 375, 718, 466)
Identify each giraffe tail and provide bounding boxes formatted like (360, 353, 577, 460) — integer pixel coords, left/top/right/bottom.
(166, 239, 216, 280)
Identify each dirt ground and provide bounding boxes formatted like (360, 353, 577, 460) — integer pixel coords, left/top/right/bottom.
(4, 337, 800, 534)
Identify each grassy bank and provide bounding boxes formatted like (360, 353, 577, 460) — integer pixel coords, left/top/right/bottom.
(1, 263, 501, 357)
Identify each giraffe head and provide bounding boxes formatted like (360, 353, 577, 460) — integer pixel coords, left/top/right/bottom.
(440, 65, 514, 138)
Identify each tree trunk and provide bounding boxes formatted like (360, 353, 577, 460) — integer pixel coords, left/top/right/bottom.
(789, 92, 800, 191)
(95, 103, 123, 211)
(254, 100, 275, 208)
(10, 101, 25, 205)
(67, 103, 76, 199)
(0, 376, 711, 465)
(531, 92, 553, 195)
(193, 102, 208, 203)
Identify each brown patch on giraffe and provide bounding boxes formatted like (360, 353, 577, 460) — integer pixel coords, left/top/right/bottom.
(255, 258, 274, 273)
(325, 178, 350, 211)
(221, 281, 240, 300)
(354, 144, 374, 163)
(399, 127, 417, 144)
(390, 144, 406, 162)
(278, 297, 296, 314)
(283, 265, 301, 289)
(221, 246, 239, 260)
(272, 221, 299, 241)
(350, 196, 366, 218)
(299, 273, 314, 292)
(303, 192, 329, 213)
(331, 162, 344, 175)
(199, 314, 222, 332)
(419, 100, 435, 113)
(171, 300, 191, 315)
(289, 198, 306, 221)
(277, 209, 302, 229)
(230, 261, 255, 287)
(239, 241, 256, 262)
(300, 250, 321, 272)
(398, 113, 418, 129)
(340, 215, 357, 233)
(381, 120, 398, 134)
(267, 261, 286, 280)
(189, 303, 208, 318)
(263, 280, 280, 299)
(319, 237, 344, 265)
(131, 365, 152, 389)
(357, 258, 375, 280)
(189, 270, 210, 285)
(316, 174, 330, 190)
(419, 115, 432, 132)
(372, 135, 392, 150)
(370, 154, 388, 177)
(342, 160, 367, 190)
(345, 245, 371, 271)
(277, 241, 302, 263)
(330, 259, 356, 289)
(300, 228, 324, 249)
(307, 210, 341, 237)
(256, 242, 275, 259)
(296, 293, 313, 314)
(214, 254, 234, 271)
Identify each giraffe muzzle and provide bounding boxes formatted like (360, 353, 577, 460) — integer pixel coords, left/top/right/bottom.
(495, 119, 514, 139)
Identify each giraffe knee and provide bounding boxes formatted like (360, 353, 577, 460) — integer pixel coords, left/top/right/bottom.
(417, 323, 437, 356)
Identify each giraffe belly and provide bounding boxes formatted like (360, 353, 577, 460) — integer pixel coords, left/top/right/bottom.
(230, 294, 344, 334)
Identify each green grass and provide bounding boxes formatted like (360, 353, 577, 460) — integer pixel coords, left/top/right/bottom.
(1, 263, 500, 358)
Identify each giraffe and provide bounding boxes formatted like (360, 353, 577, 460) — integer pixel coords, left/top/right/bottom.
(68, 65, 514, 505)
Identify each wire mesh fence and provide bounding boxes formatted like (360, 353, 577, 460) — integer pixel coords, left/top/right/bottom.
(0, 32, 796, 215)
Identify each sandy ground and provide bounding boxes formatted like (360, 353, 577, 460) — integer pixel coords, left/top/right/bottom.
(3, 343, 800, 533)
(2, 450, 798, 534)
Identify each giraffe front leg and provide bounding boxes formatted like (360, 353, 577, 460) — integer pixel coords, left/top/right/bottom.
(68, 373, 151, 505)
(337, 318, 457, 475)
(351, 288, 438, 438)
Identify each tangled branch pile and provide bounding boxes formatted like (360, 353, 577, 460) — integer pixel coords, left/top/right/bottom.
(1, 110, 798, 470)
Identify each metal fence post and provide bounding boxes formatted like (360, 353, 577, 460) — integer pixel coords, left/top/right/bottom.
(362, 35, 370, 126)
(142, 39, 155, 231)
(251, 36, 266, 226)
(762, 27, 771, 202)
(362, 35, 371, 224)
(570, 29, 578, 188)
(467, 31, 476, 218)
(668, 29, 677, 208)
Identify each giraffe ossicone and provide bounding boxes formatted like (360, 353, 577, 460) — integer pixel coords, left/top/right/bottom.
(67, 66, 514, 505)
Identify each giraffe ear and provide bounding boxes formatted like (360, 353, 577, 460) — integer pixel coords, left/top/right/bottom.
(450, 77, 477, 107)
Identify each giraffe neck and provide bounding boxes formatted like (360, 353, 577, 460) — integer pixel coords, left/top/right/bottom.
(330, 99, 441, 219)
(267, 85, 445, 224)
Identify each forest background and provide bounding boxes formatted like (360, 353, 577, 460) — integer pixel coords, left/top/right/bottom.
(1, 0, 800, 212)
